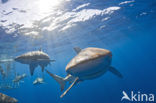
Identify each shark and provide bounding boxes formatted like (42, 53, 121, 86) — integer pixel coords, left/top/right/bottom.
(33, 77, 44, 85)
(0, 92, 18, 103)
(46, 47, 123, 98)
(13, 73, 27, 83)
(14, 50, 55, 76)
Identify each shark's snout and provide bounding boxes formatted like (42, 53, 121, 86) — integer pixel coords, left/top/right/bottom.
(14, 56, 25, 62)
(14, 57, 20, 62)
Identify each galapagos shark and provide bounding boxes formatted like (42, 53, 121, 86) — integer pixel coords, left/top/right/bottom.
(33, 77, 44, 85)
(14, 50, 55, 76)
(0, 93, 18, 103)
(0, 50, 55, 76)
(46, 47, 123, 98)
(13, 73, 27, 83)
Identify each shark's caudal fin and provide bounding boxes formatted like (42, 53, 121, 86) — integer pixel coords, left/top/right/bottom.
(46, 70, 66, 91)
(73, 47, 82, 54)
(29, 64, 37, 76)
(108, 66, 123, 78)
(60, 77, 79, 98)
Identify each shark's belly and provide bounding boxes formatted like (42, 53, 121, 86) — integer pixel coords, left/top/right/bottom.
(66, 55, 111, 77)
(16, 55, 50, 65)
(79, 66, 108, 80)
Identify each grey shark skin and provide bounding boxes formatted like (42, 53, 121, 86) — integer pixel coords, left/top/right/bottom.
(0, 93, 18, 103)
(14, 50, 55, 76)
(46, 47, 123, 98)
(13, 74, 27, 83)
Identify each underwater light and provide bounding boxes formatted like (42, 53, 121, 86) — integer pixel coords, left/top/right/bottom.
(37, 0, 61, 12)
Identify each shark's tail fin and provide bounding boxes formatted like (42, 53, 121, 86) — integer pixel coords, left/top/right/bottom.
(46, 70, 66, 91)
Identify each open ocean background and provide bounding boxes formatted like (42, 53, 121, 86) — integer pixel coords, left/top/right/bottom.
(0, 0, 156, 103)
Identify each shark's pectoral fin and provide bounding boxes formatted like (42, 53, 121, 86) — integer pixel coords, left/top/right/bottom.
(29, 64, 37, 76)
(108, 66, 123, 78)
(60, 77, 79, 98)
(41, 66, 44, 72)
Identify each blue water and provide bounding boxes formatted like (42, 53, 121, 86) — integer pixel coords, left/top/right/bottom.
(0, 0, 156, 103)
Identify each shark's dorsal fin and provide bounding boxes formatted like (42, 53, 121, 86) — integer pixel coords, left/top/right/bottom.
(39, 47, 42, 51)
(60, 77, 79, 98)
(73, 47, 82, 54)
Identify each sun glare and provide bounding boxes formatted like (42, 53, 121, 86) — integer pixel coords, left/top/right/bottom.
(37, 0, 61, 12)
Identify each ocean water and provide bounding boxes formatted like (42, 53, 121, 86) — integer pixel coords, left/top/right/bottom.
(0, 0, 156, 103)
